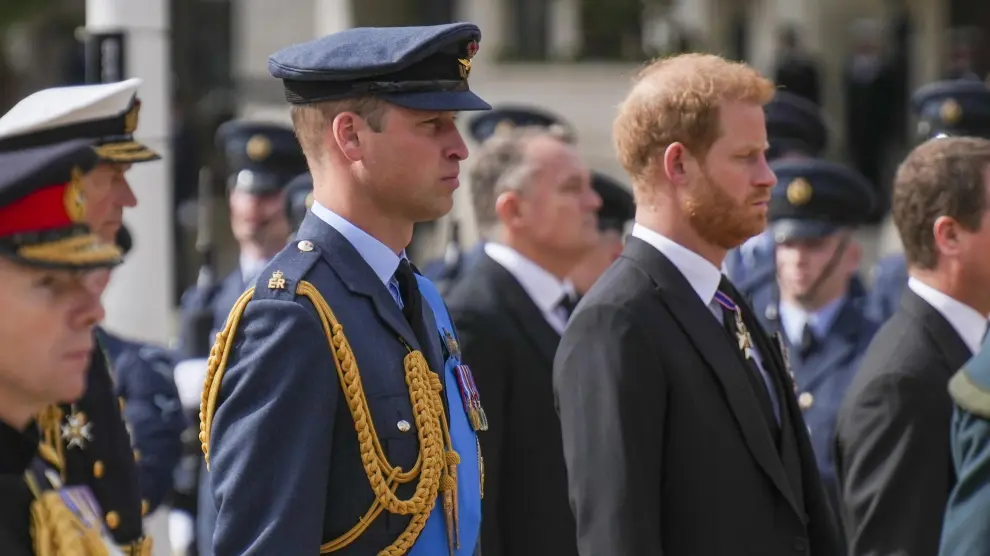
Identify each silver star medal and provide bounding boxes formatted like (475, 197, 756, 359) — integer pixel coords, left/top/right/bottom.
(735, 312, 755, 360)
(61, 411, 93, 449)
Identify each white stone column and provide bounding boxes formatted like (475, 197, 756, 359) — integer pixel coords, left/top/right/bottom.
(87, 0, 174, 347)
(548, 0, 582, 61)
(314, 0, 354, 37)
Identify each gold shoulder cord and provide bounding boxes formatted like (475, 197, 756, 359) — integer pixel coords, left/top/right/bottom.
(199, 282, 460, 556)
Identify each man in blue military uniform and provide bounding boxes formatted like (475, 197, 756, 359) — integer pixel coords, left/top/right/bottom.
(748, 159, 881, 531)
(199, 23, 490, 555)
(0, 78, 161, 555)
(868, 80, 990, 324)
(284, 171, 314, 236)
(96, 225, 186, 517)
(940, 333, 990, 555)
(725, 90, 829, 297)
(179, 120, 308, 357)
(421, 105, 577, 294)
(176, 120, 306, 556)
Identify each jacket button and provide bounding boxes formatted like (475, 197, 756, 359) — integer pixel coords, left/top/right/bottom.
(133, 449, 141, 462)
(106, 511, 120, 530)
(118, 396, 126, 412)
(397, 420, 411, 432)
(93, 460, 104, 478)
(141, 499, 150, 516)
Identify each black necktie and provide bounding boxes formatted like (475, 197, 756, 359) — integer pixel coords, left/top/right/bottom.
(800, 323, 819, 359)
(394, 259, 433, 352)
(717, 277, 779, 435)
(557, 293, 579, 321)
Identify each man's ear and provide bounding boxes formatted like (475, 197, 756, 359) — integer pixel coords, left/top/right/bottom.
(495, 191, 525, 231)
(662, 142, 692, 187)
(332, 112, 364, 163)
(932, 215, 963, 259)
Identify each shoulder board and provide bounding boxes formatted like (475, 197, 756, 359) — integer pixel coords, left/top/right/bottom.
(949, 348, 990, 418)
(251, 239, 322, 302)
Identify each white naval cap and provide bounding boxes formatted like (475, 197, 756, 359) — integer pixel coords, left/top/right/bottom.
(0, 78, 160, 163)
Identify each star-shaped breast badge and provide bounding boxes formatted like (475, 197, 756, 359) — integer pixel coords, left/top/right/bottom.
(61, 411, 93, 449)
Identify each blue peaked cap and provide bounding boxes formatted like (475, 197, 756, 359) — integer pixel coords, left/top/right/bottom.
(268, 22, 491, 112)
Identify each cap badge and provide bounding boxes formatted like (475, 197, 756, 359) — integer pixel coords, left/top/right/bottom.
(458, 40, 478, 80)
(63, 167, 87, 223)
(940, 98, 962, 125)
(786, 177, 813, 206)
(246, 134, 272, 161)
(123, 100, 141, 134)
(494, 119, 515, 136)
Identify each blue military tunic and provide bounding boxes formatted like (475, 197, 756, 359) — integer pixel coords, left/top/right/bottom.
(97, 328, 186, 514)
(203, 205, 483, 555)
(752, 281, 880, 513)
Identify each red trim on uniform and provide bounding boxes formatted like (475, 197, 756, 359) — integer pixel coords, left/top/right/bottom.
(0, 183, 73, 238)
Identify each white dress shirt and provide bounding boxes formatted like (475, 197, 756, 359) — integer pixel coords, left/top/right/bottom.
(484, 242, 576, 334)
(631, 224, 780, 422)
(908, 277, 989, 355)
(779, 297, 844, 348)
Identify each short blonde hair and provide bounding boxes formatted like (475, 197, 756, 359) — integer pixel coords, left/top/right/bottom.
(289, 96, 387, 165)
(613, 53, 776, 185)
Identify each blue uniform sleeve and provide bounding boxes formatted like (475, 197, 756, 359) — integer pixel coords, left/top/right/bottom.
(940, 407, 990, 555)
(209, 298, 337, 555)
(116, 346, 187, 513)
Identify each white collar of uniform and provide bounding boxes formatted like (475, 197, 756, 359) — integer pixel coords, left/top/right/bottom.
(631, 223, 721, 306)
(908, 277, 989, 354)
(309, 200, 402, 287)
(778, 296, 844, 346)
(484, 242, 575, 313)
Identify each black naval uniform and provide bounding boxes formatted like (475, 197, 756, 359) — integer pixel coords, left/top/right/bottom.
(39, 341, 148, 552)
(0, 421, 40, 556)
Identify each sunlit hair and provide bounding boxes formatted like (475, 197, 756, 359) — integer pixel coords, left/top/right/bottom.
(289, 96, 387, 166)
(613, 53, 776, 196)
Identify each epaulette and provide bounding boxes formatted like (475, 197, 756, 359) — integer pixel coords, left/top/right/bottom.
(250, 239, 323, 303)
(949, 346, 990, 419)
(199, 238, 322, 469)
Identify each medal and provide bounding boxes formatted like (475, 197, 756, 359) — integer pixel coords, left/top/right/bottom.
(443, 328, 461, 361)
(61, 408, 92, 449)
(734, 312, 755, 360)
(454, 364, 488, 432)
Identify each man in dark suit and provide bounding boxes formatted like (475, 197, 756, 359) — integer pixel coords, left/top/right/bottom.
(446, 126, 602, 556)
(200, 23, 490, 555)
(834, 136, 990, 555)
(554, 53, 841, 555)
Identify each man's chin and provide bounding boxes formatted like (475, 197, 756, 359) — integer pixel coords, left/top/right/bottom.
(100, 222, 121, 243)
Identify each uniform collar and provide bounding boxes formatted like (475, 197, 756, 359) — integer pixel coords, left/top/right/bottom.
(631, 223, 721, 306)
(778, 296, 845, 346)
(310, 201, 403, 286)
(908, 277, 989, 355)
(483, 242, 575, 314)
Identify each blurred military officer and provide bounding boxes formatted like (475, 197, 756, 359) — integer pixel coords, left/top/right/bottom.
(941, 334, 990, 555)
(569, 171, 635, 295)
(199, 23, 490, 554)
(284, 171, 314, 236)
(95, 225, 186, 517)
(0, 79, 160, 555)
(179, 120, 307, 357)
(176, 120, 306, 556)
(868, 80, 990, 324)
(0, 140, 122, 555)
(726, 91, 829, 297)
(749, 159, 881, 526)
(421, 105, 577, 295)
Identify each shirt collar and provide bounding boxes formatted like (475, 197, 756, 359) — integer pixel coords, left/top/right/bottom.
(908, 277, 989, 355)
(484, 242, 574, 313)
(778, 296, 845, 346)
(631, 223, 722, 306)
(310, 201, 403, 286)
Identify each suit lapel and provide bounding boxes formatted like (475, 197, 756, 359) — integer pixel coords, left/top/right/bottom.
(622, 238, 803, 518)
(296, 213, 420, 350)
(476, 254, 561, 366)
(901, 288, 975, 371)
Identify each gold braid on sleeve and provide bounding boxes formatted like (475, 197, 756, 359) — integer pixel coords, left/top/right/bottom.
(199, 282, 459, 555)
